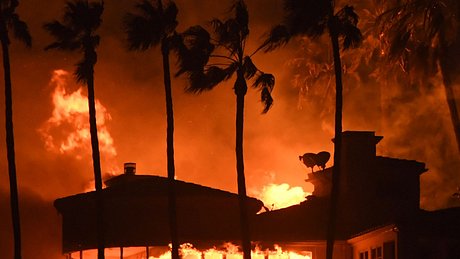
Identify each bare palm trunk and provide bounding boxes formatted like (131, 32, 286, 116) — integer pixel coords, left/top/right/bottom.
(439, 36, 460, 155)
(1, 20, 22, 259)
(162, 39, 180, 259)
(87, 66, 105, 259)
(326, 20, 343, 259)
(234, 71, 251, 259)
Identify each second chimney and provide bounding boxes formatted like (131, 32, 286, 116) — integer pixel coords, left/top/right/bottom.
(124, 162, 136, 175)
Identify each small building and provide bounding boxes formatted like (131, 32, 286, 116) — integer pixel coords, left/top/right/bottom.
(54, 163, 263, 257)
(54, 131, 460, 258)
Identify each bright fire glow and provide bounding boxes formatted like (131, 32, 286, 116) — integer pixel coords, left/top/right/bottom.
(39, 69, 117, 159)
(69, 243, 313, 259)
(253, 183, 309, 210)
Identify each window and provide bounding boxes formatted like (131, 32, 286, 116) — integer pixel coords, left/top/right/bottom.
(383, 241, 396, 259)
(371, 247, 382, 259)
(360, 251, 369, 259)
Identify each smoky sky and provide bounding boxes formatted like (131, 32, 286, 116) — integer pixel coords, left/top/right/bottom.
(1, 0, 460, 257)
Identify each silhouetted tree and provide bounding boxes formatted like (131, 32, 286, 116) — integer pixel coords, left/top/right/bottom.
(124, 1, 181, 258)
(379, 0, 460, 154)
(175, 1, 274, 258)
(0, 1, 31, 258)
(261, 1, 361, 258)
(44, 1, 105, 258)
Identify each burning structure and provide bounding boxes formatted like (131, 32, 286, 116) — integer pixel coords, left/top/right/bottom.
(54, 131, 460, 258)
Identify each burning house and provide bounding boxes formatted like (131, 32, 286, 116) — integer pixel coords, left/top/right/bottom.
(54, 131, 460, 258)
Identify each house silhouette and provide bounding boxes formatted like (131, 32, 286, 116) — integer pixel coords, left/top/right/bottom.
(54, 131, 460, 258)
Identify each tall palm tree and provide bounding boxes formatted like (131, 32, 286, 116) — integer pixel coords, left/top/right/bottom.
(379, 0, 460, 154)
(261, 1, 361, 259)
(0, 1, 31, 258)
(124, 1, 181, 258)
(44, 1, 105, 258)
(175, 1, 274, 258)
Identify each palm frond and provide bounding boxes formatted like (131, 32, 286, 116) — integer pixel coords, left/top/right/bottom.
(64, 0, 103, 32)
(252, 71, 275, 113)
(185, 64, 234, 93)
(45, 0, 103, 86)
(223, 60, 238, 78)
(210, 0, 249, 55)
(211, 18, 240, 54)
(43, 21, 80, 50)
(261, 25, 291, 52)
(174, 25, 214, 76)
(260, 87, 274, 113)
(253, 72, 275, 91)
(233, 0, 249, 40)
(283, 0, 330, 38)
(9, 13, 31, 47)
(124, 13, 162, 50)
(253, 72, 275, 113)
(124, 0, 178, 51)
(336, 5, 362, 50)
(243, 56, 257, 79)
(136, 0, 160, 19)
(163, 1, 179, 34)
(45, 0, 103, 52)
(0, 1, 31, 46)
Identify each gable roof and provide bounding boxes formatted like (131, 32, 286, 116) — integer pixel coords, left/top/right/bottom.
(54, 174, 264, 252)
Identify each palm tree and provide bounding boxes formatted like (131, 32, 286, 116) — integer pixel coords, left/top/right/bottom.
(44, 1, 105, 258)
(379, 0, 460, 154)
(0, 1, 31, 258)
(175, 1, 274, 258)
(124, 1, 181, 258)
(261, 1, 361, 258)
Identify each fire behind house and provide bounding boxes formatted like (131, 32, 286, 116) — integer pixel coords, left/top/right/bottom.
(54, 131, 460, 258)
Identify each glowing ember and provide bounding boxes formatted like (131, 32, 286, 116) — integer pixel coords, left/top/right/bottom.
(69, 243, 312, 259)
(254, 183, 309, 210)
(39, 69, 117, 159)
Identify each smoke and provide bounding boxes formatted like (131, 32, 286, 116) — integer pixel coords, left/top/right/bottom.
(0, 188, 63, 259)
(377, 76, 460, 210)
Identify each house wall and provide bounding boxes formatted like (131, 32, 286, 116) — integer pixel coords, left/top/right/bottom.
(348, 225, 398, 259)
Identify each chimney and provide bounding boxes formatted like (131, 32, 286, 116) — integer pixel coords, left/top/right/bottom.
(334, 131, 383, 193)
(124, 162, 136, 175)
(340, 131, 382, 163)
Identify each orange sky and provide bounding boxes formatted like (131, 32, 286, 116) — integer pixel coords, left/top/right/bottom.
(1, 0, 460, 257)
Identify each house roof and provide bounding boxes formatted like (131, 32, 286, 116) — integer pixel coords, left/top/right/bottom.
(54, 174, 264, 252)
(252, 196, 340, 241)
(375, 156, 427, 175)
(54, 174, 262, 212)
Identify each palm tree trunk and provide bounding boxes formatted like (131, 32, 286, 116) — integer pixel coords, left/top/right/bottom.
(439, 36, 460, 155)
(326, 20, 343, 259)
(1, 21, 22, 259)
(441, 74, 460, 154)
(87, 68, 105, 259)
(234, 71, 251, 259)
(162, 39, 180, 259)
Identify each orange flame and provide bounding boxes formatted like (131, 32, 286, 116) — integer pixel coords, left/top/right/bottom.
(253, 183, 310, 211)
(39, 69, 116, 158)
(69, 243, 313, 259)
